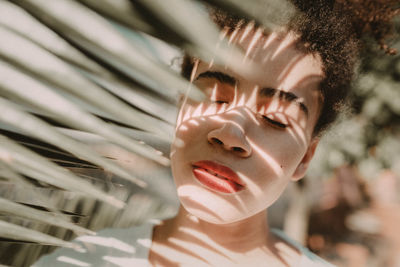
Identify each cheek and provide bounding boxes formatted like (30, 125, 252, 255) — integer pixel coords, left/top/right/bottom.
(172, 118, 205, 157)
(170, 117, 208, 178)
(247, 127, 306, 173)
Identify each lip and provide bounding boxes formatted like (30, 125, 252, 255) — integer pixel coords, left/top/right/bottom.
(192, 160, 246, 193)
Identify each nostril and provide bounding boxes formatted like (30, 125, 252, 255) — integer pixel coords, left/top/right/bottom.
(232, 147, 245, 153)
(210, 137, 224, 145)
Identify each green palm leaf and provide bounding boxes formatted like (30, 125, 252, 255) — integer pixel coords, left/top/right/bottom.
(14, 0, 205, 102)
(0, 60, 169, 166)
(0, 135, 125, 208)
(0, 25, 174, 138)
(0, 220, 79, 249)
(0, 0, 105, 74)
(0, 197, 94, 235)
(0, 97, 147, 186)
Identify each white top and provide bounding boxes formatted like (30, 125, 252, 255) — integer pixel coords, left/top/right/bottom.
(33, 222, 335, 267)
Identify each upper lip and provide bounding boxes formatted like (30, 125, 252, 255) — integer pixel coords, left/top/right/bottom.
(192, 160, 246, 187)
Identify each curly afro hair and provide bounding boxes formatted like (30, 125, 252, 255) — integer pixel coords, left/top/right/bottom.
(181, 0, 399, 136)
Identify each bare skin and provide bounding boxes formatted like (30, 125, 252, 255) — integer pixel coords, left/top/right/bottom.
(149, 207, 301, 267)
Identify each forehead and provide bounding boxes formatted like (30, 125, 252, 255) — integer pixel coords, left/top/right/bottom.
(221, 28, 324, 87)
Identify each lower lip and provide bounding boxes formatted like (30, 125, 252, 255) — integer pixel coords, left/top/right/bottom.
(192, 167, 244, 193)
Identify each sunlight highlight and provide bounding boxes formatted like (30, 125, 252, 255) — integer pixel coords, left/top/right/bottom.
(263, 32, 277, 49)
(237, 94, 246, 107)
(76, 235, 135, 253)
(287, 119, 307, 148)
(243, 108, 260, 125)
(247, 139, 283, 176)
(245, 28, 263, 59)
(188, 119, 200, 127)
(239, 21, 255, 43)
(271, 33, 294, 61)
(203, 104, 218, 116)
(103, 256, 148, 267)
(57, 256, 91, 267)
(236, 171, 264, 197)
(228, 27, 241, 44)
(192, 103, 204, 117)
(182, 106, 193, 122)
(137, 238, 152, 248)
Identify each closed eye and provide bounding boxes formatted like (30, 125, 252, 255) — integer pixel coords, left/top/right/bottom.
(262, 115, 288, 129)
(212, 100, 229, 104)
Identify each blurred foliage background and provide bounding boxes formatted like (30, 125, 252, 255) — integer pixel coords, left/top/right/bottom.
(0, 0, 398, 266)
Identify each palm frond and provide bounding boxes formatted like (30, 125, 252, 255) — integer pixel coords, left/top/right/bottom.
(0, 97, 147, 186)
(14, 0, 205, 102)
(0, 26, 174, 138)
(0, 197, 94, 235)
(0, 135, 125, 207)
(0, 0, 105, 74)
(0, 220, 79, 248)
(77, 0, 155, 34)
(0, 60, 169, 166)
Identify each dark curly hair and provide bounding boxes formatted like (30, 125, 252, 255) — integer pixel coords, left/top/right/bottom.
(181, 0, 399, 136)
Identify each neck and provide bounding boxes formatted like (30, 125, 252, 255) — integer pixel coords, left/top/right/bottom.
(163, 206, 271, 253)
(150, 206, 300, 266)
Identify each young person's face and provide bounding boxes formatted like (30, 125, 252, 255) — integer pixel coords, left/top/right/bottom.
(171, 29, 324, 224)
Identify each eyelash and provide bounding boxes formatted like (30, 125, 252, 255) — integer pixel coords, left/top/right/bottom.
(262, 115, 288, 129)
(212, 100, 229, 105)
(210, 100, 288, 129)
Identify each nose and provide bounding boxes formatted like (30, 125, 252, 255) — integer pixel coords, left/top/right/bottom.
(207, 121, 252, 157)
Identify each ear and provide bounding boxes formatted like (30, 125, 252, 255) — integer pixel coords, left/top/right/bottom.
(292, 138, 319, 181)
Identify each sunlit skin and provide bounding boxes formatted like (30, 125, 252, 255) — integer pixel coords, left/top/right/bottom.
(149, 28, 324, 266)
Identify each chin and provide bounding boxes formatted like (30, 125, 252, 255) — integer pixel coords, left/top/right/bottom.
(177, 184, 264, 225)
(181, 203, 248, 224)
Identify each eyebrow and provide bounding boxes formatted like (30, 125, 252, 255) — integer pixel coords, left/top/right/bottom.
(195, 71, 237, 86)
(259, 87, 309, 117)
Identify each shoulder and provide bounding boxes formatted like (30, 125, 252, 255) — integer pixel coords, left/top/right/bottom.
(32, 222, 156, 267)
(271, 229, 336, 267)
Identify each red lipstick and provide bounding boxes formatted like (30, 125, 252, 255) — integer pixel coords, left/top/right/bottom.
(192, 160, 245, 193)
